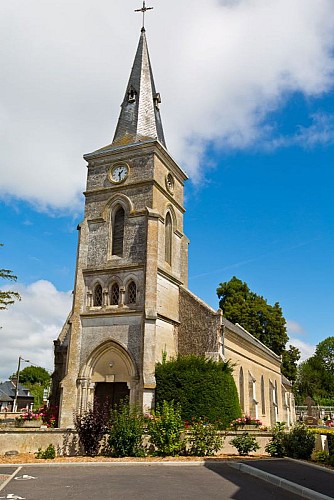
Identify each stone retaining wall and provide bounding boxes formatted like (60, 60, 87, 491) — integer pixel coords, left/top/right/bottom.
(0, 429, 272, 457)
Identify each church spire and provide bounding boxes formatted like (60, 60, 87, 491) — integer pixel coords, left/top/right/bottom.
(112, 29, 166, 148)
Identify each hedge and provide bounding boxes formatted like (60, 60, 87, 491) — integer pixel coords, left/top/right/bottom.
(155, 355, 241, 429)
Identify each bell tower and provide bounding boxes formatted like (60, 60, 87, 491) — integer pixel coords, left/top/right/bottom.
(56, 25, 188, 427)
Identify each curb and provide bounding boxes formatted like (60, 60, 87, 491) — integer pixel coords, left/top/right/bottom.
(228, 462, 333, 500)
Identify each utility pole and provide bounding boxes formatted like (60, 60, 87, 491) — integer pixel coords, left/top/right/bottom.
(12, 356, 30, 412)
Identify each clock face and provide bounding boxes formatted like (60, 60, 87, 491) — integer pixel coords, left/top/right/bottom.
(110, 163, 129, 184)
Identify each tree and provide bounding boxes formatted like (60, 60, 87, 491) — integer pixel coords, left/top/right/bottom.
(0, 244, 21, 310)
(10, 366, 51, 409)
(294, 337, 334, 404)
(14, 366, 51, 386)
(314, 337, 334, 374)
(282, 345, 301, 382)
(217, 276, 300, 381)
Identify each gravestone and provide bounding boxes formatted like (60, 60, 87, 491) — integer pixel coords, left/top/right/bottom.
(303, 396, 318, 426)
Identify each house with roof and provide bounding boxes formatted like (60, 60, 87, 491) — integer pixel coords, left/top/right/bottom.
(0, 381, 34, 412)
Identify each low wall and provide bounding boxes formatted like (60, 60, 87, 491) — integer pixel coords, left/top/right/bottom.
(0, 429, 271, 457)
(0, 429, 82, 456)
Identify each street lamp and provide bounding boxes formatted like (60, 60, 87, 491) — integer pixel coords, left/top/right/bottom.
(12, 356, 30, 412)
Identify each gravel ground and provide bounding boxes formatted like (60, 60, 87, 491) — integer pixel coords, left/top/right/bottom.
(0, 453, 262, 465)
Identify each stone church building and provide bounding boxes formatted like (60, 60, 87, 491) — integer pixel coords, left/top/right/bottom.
(53, 27, 295, 429)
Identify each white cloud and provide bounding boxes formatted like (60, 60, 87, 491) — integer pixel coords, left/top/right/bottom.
(289, 337, 316, 362)
(0, 280, 72, 381)
(286, 320, 305, 336)
(0, 0, 334, 209)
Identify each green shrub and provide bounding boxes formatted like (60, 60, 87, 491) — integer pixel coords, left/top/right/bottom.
(147, 400, 184, 456)
(155, 355, 241, 429)
(74, 400, 109, 457)
(35, 444, 56, 459)
(230, 432, 260, 456)
(283, 422, 315, 460)
(186, 419, 224, 456)
(313, 450, 330, 464)
(265, 422, 286, 457)
(108, 402, 145, 457)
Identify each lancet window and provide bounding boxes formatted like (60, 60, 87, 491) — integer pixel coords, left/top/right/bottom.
(127, 281, 137, 304)
(165, 212, 172, 265)
(93, 284, 103, 307)
(110, 283, 120, 305)
(112, 206, 125, 257)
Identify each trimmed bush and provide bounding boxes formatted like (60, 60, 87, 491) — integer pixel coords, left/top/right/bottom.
(155, 355, 241, 429)
(265, 422, 286, 457)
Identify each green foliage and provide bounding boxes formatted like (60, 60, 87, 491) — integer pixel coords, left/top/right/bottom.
(282, 346, 301, 383)
(16, 366, 50, 386)
(147, 400, 184, 456)
(155, 355, 241, 429)
(0, 244, 21, 310)
(230, 432, 260, 456)
(74, 400, 109, 457)
(35, 444, 56, 459)
(313, 450, 330, 464)
(216, 277, 300, 381)
(186, 419, 224, 456)
(294, 338, 334, 403)
(265, 422, 286, 457)
(283, 422, 315, 460)
(108, 401, 145, 457)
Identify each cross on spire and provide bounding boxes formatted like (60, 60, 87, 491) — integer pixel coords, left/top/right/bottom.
(135, 1, 153, 30)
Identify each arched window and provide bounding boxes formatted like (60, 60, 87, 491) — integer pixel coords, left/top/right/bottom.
(93, 284, 103, 307)
(112, 206, 125, 257)
(110, 283, 120, 305)
(127, 281, 137, 304)
(165, 212, 172, 265)
(239, 367, 244, 412)
(261, 376, 265, 415)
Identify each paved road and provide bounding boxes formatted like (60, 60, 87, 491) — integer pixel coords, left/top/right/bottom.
(0, 463, 302, 500)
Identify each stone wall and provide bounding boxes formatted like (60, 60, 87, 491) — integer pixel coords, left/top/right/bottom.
(0, 429, 272, 457)
(178, 287, 222, 357)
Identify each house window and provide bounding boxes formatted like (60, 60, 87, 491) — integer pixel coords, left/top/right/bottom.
(112, 206, 125, 256)
(261, 376, 265, 415)
(239, 367, 244, 412)
(165, 212, 172, 265)
(93, 284, 103, 307)
(111, 283, 120, 305)
(127, 281, 137, 304)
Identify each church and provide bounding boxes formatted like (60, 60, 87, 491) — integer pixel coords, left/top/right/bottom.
(52, 19, 295, 429)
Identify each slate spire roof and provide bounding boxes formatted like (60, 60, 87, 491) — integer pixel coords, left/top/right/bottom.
(112, 28, 166, 148)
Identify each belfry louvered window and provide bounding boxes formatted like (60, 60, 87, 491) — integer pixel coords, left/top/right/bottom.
(127, 281, 137, 304)
(111, 283, 120, 305)
(93, 284, 103, 307)
(165, 212, 172, 265)
(112, 206, 125, 256)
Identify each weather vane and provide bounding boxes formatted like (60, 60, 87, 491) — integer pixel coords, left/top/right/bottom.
(135, 1, 153, 30)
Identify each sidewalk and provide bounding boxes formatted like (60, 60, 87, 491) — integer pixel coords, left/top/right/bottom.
(230, 458, 334, 499)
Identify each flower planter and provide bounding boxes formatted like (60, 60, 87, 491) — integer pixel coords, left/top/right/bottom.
(17, 420, 42, 428)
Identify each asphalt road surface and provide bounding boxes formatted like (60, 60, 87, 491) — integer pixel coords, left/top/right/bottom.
(0, 463, 303, 500)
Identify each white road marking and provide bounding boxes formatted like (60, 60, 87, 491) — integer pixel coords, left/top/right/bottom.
(0, 468, 22, 493)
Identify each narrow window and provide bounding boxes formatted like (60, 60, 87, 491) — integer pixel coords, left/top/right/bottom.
(93, 284, 103, 307)
(239, 367, 244, 412)
(127, 281, 137, 304)
(111, 283, 120, 305)
(261, 376, 265, 415)
(165, 212, 172, 265)
(112, 206, 125, 256)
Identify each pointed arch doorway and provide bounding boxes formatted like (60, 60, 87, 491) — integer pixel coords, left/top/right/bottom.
(78, 341, 138, 414)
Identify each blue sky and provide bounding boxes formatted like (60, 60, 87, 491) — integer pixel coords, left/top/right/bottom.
(1, 0, 334, 379)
